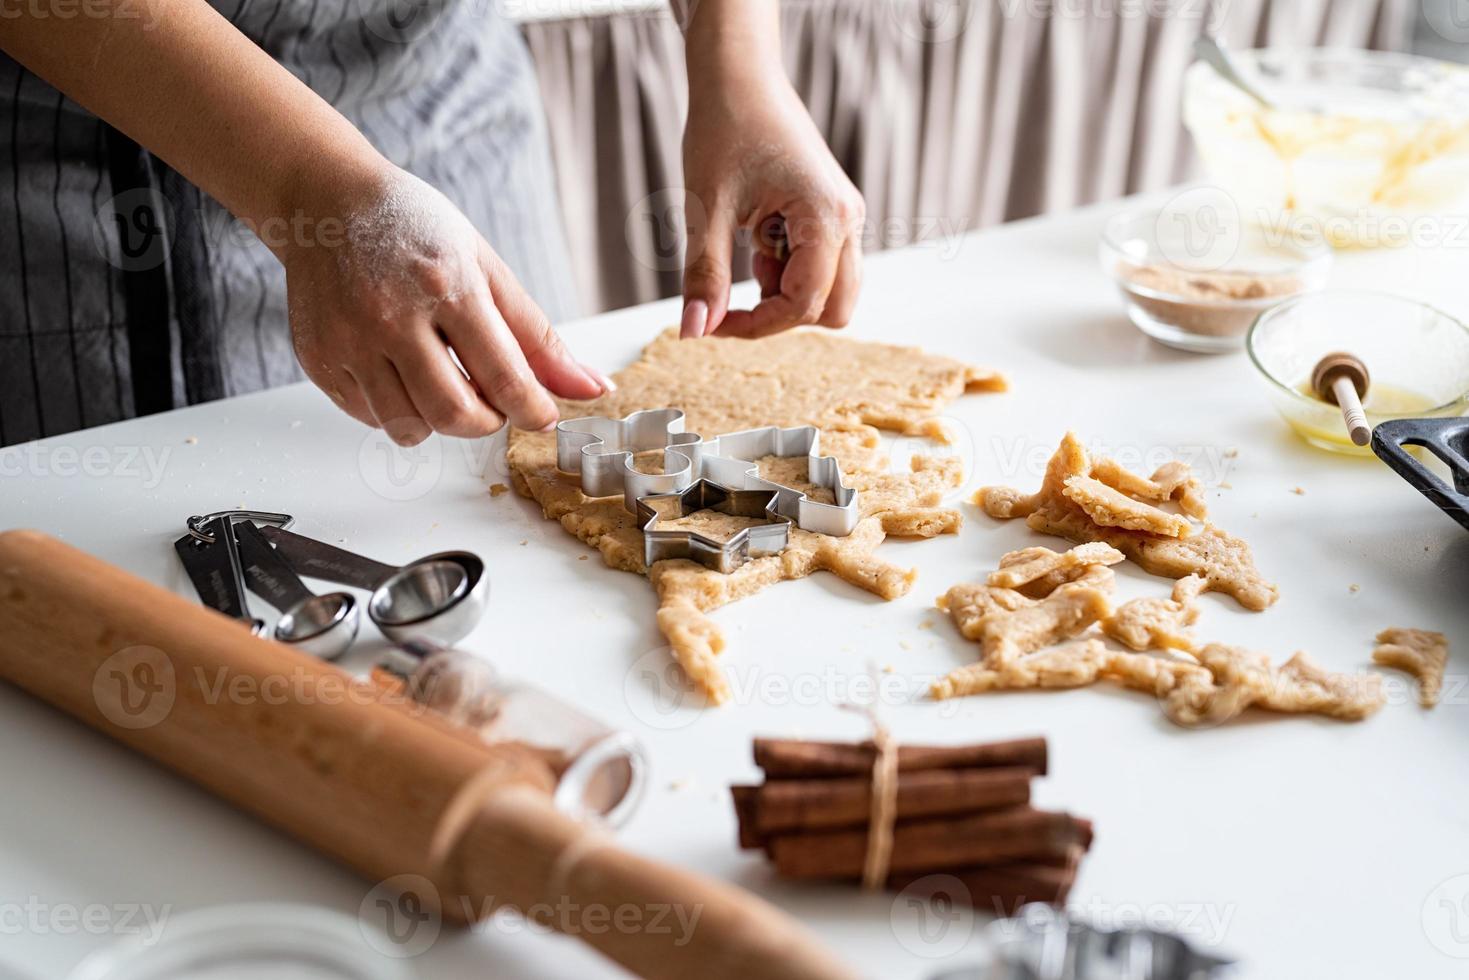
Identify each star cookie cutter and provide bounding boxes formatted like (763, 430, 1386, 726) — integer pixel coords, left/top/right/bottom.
(635, 480, 792, 573)
(555, 409, 861, 538)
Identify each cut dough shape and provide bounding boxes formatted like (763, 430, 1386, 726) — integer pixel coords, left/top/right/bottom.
(1101, 575, 1205, 653)
(978, 433, 1277, 610)
(506, 327, 1003, 703)
(1062, 476, 1193, 538)
(1373, 627, 1449, 708)
(988, 543, 1125, 591)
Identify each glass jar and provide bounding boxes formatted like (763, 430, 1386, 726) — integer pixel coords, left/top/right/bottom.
(377, 643, 647, 828)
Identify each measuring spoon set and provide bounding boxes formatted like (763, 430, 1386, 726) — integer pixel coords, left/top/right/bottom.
(173, 510, 488, 660)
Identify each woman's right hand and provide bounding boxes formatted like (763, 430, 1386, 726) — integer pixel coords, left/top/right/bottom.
(282, 166, 612, 445)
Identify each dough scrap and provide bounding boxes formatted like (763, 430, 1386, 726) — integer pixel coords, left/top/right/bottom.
(1373, 627, 1449, 708)
(1163, 645, 1384, 727)
(506, 328, 1002, 703)
(1101, 575, 1205, 653)
(931, 639, 1110, 698)
(1092, 458, 1208, 520)
(978, 433, 1277, 610)
(1062, 476, 1192, 537)
(988, 543, 1125, 591)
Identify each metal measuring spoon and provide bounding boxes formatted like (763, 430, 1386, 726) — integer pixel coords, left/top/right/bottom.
(174, 515, 267, 636)
(234, 521, 360, 661)
(259, 525, 487, 646)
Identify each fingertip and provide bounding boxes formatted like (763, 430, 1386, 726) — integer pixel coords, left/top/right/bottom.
(681, 298, 709, 339)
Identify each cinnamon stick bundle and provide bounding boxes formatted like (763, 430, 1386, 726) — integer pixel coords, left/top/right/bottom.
(731, 735, 1092, 911)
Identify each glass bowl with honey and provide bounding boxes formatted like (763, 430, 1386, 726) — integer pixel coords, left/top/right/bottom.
(1247, 291, 1469, 455)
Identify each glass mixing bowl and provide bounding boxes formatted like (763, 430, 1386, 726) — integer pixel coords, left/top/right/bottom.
(1247, 291, 1469, 455)
(1184, 48, 1469, 249)
(1101, 205, 1331, 353)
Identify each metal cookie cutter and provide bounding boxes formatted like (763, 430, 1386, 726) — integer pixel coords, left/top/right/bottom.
(556, 408, 706, 513)
(702, 424, 860, 537)
(555, 410, 861, 539)
(636, 480, 792, 574)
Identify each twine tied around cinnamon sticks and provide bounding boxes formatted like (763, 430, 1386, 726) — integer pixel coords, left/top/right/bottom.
(842, 704, 899, 892)
(731, 735, 1094, 913)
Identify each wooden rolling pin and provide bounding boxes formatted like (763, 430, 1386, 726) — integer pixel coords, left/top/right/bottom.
(0, 530, 852, 980)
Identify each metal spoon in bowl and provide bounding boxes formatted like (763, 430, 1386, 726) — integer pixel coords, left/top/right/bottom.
(233, 520, 361, 661)
(1193, 34, 1274, 108)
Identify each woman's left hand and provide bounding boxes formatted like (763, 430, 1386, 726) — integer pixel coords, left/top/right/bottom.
(680, 65, 865, 340)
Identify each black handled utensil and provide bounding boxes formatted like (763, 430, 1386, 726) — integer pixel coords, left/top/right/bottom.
(1371, 417, 1469, 532)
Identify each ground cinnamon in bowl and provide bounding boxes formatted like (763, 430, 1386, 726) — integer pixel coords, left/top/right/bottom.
(1100, 205, 1332, 353)
(1119, 263, 1304, 339)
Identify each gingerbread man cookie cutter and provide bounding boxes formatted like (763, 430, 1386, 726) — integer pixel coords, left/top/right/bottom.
(554, 409, 860, 540)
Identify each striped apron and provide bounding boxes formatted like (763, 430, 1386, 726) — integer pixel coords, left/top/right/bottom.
(0, 0, 578, 446)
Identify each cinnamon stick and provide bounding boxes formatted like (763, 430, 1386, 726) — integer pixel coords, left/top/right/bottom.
(889, 851, 1081, 914)
(753, 736, 1047, 779)
(730, 785, 763, 850)
(768, 806, 1089, 880)
(736, 766, 1032, 840)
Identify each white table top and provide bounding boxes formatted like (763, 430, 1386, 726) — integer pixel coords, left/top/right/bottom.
(3, 194, 1467, 980)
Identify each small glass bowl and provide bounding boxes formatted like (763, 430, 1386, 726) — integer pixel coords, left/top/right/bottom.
(1101, 206, 1332, 353)
(1247, 290, 1469, 455)
(66, 904, 415, 980)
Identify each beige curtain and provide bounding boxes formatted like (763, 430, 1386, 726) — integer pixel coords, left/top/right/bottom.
(521, 0, 1415, 314)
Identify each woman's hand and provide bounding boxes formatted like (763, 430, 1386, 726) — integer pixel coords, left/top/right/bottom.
(679, 6, 866, 340)
(283, 168, 611, 445)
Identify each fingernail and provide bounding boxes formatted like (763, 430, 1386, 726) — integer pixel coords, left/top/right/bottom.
(681, 298, 708, 339)
(579, 361, 617, 393)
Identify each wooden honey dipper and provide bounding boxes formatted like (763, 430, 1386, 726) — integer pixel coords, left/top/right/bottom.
(1311, 351, 1372, 447)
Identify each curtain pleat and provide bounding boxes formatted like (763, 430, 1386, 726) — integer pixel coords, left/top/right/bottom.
(521, 0, 1416, 314)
